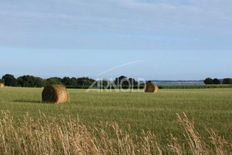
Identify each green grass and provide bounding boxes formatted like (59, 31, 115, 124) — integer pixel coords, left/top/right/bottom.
(159, 84, 232, 89)
(0, 87, 232, 145)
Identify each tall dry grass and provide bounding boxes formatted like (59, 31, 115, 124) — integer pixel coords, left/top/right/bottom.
(0, 111, 231, 155)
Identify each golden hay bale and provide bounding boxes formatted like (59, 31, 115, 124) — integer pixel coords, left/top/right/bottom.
(0, 83, 5, 88)
(42, 85, 70, 104)
(145, 82, 159, 93)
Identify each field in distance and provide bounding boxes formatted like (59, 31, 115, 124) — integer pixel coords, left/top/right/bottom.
(0, 87, 232, 154)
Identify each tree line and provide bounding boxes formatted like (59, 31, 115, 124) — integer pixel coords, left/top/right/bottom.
(204, 77, 232, 85)
(1, 74, 231, 88)
(0, 74, 143, 89)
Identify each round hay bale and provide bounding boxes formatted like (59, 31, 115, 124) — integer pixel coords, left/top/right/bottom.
(145, 82, 159, 93)
(42, 85, 70, 104)
(0, 83, 5, 88)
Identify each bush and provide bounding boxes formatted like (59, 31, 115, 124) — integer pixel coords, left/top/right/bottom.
(2, 74, 17, 86)
(204, 78, 214, 85)
(17, 75, 44, 87)
(204, 78, 221, 85)
(114, 76, 138, 89)
(76, 77, 96, 88)
(213, 78, 221, 84)
(222, 78, 232, 84)
(45, 77, 62, 85)
(62, 77, 78, 88)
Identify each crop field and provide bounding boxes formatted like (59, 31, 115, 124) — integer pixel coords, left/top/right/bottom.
(0, 87, 232, 154)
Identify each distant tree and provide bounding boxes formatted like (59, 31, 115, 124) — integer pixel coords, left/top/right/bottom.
(146, 81, 153, 85)
(2, 74, 17, 86)
(76, 77, 95, 88)
(138, 81, 145, 89)
(45, 77, 62, 85)
(96, 80, 111, 89)
(34, 77, 45, 87)
(114, 76, 138, 89)
(213, 78, 221, 85)
(17, 75, 44, 87)
(61, 77, 77, 88)
(114, 76, 129, 89)
(128, 78, 138, 88)
(114, 76, 127, 86)
(222, 78, 232, 84)
(204, 78, 214, 85)
(101, 80, 111, 89)
(61, 77, 71, 86)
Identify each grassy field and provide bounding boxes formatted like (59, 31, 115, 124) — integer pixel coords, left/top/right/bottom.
(0, 87, 232, 154)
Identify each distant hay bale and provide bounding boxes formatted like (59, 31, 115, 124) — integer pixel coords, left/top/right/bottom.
(145, 82, 159, 93)
(42, 85, 70, 104)
(0, 83, 5, 88)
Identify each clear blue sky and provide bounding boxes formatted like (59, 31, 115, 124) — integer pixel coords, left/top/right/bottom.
(0, 0, 231, 80)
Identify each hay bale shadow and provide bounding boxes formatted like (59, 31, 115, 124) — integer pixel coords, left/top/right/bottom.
(13, 100, 42, 104)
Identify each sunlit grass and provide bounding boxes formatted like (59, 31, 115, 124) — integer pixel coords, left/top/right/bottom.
(0, 87, 232, 152)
